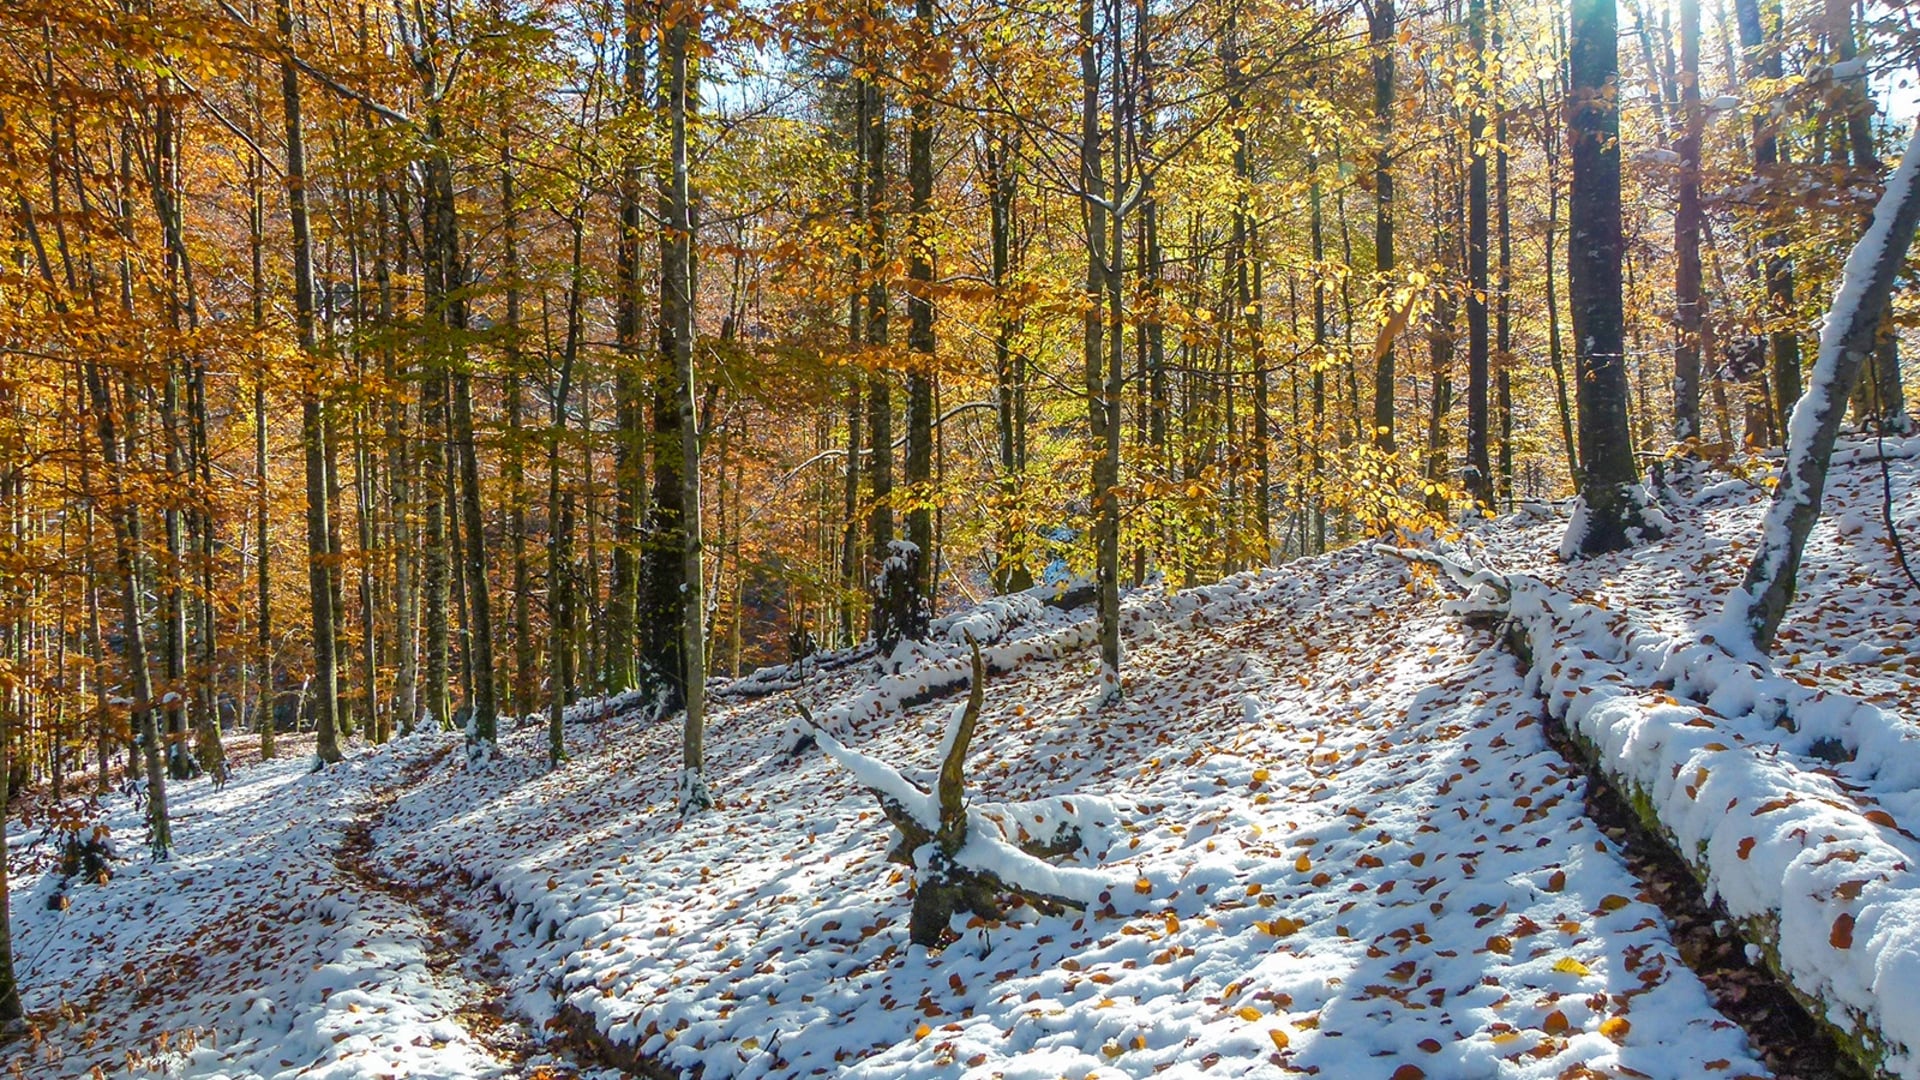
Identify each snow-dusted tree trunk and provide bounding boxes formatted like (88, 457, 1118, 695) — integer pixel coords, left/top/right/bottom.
(1741, 122, 1920, 652)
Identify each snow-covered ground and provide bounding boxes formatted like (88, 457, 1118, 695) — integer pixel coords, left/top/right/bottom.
(7, 436, 1917, 1079)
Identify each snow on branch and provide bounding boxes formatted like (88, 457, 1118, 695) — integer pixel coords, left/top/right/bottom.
(797, 639, 1116, 947)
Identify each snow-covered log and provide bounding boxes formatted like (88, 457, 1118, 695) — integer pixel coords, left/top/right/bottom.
(1400, 545, 1920, 1078)
(1740, 121, 1920, 652)
(798, 640, 1114, 947)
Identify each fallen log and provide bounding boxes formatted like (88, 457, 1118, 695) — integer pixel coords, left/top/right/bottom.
(1383, 544, 1918, 1079)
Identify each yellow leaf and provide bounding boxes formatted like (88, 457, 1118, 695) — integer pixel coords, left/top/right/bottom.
(1295, 854, 1312, 873)
(914, 1023, 931, 1040)
(1552, 957, 1592, 977)
(1600, 1016, 1631, 1041)
(1269, 1029, 1290, 1050)
(1237, 1006, 1262, 1021)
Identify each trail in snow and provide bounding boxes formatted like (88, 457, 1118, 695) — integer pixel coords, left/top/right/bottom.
(5, 738, 561, 1079)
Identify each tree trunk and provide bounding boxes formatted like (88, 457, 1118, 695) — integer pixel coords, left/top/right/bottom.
(607, 0, 647, 693)
(1081, 0, 1121, 692)
(1370, 0, 1397, 451)
(1465, 0, 1494, 509)
(1673, 0, 1704, 442)
(1742, 127, 1920, 650)
(1494, 0, 1514, 506)
(504, 253, 534, 721)
(279, 0, 343, 762)
(1734, 0, 1801, 436)
(1566, 0, 1648, 555)
(985, 132, 1031, 594)
(903, 0, 936, 637)
(547, 218, 587, 767)
(864, 65, 901, 649)
(378, 179, 418, 736)
(663, 0, 711, 813)
(0, 678, 19, 1022)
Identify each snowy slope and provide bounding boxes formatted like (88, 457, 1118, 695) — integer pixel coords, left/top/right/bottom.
(363, 551, 1763, 1080)
(8, 438, 1915, 1079)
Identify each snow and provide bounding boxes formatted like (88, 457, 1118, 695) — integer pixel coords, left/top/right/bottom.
(1475, 432, 1920, 1073)
(13, 440, 1920, 1077)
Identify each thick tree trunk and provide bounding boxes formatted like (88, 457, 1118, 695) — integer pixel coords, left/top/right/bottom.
(1565, 0, 1648, 556)
(1674, 0, 1704, 442)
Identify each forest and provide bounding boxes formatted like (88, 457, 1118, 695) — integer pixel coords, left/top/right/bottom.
(2, 0, 1920, 1075)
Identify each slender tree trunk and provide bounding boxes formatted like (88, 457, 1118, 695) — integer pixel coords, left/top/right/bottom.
(1081, 0, 1122, 691)
(986, 131, 1030, 594)
(0, 672, 18, 1021)
(1542, 74, 1581, 488)
(377, 180, 417, 735)
(663, 0, 711, 813)
(1466, 0, 1494, 509)
(1830, 0, 1908, 432)
(502, 162, 534, 718)
(903, 0, 936, 637)
(547, 217, 587, 766)
(1370, 0, 1397, 451)
(863, 63, 897, 648)
(1494, 0, 1514, 506)
(1734, 0, 1802, 435)
(452, 371, 496, 747)
(607, 0, 647, 693)
(279, 0, 342, 762)
(246, 102, 276, 759)
(841, 74, 867, 638)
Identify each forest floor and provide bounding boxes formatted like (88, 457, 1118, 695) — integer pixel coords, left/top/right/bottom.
(6, 434, 1920, 1080)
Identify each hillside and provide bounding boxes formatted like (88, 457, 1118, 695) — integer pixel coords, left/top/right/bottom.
(8, 436, 1919, 1080)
